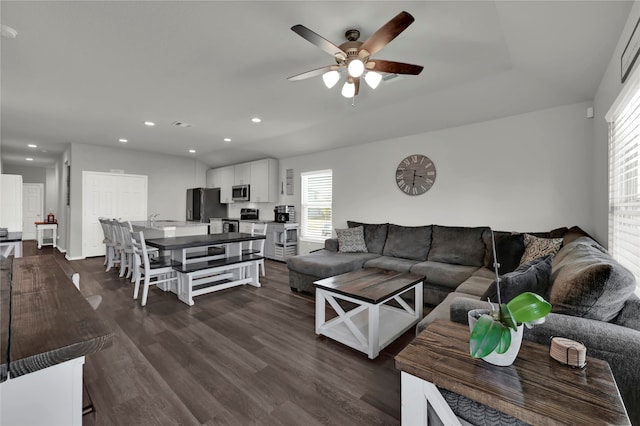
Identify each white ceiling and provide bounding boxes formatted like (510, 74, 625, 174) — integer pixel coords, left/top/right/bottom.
(0, 1, 632, 168)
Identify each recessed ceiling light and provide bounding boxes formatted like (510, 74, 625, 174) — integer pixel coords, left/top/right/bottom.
(27, 144, 37, 148)
(251, 117, 261, 123)
(144, 121, 155, 126)
(26, 158, 33, 161)
(119, 138, 128, 143)
(189, 149, 196, 153)
(224, 138, 232, 142)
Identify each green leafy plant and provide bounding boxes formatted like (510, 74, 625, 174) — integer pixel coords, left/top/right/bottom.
(469, 291, 552, 358)
(469, 229, 552, 359)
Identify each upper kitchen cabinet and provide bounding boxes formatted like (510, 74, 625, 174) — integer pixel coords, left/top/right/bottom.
(206, 168, 222, 188)
(218, 166, 235, 203)
(250, 158, 278, 203)
(234, 163, 251, 185)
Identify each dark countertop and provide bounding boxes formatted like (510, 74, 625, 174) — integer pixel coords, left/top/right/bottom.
(146, 232, 265, 251)
(2, 256, 113, 380)
(0, 232, 22, 243)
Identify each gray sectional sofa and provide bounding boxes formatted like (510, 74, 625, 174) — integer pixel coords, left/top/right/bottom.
(287, 221, 640, 425)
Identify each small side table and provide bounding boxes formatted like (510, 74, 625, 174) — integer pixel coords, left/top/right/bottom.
(35, 221, 58, 250)
(395, 320, 630, 425)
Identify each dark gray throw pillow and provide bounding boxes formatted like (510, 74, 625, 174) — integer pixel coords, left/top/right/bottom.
(481, 255, 553, 304)
(428, 225, 488, 267)
(347, 221, 389, 255)
(488, 233, 525, 275)
(382, 224, 432, 261)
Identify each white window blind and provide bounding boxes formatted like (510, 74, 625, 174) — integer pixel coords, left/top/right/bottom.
(607, 69, 640, 293)
(301, 170, 332, 242)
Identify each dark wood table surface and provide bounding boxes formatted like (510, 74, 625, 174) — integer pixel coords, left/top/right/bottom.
(5, 255, 113, 378)
(313, 267, 424, 304)
(395, 320, 630, 425)
(0, 231, 22, 243)
(145, 232, 265, 251)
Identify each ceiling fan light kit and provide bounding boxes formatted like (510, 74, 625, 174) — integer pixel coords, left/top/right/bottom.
(289, 11, 423, 99)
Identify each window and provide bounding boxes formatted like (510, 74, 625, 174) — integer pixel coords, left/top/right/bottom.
(606, 70, 640, 294)
(301, 170, 332, 242)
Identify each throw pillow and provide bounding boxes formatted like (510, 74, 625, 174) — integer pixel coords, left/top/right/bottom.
(488, 233, 526, 275)
(550, 240, 636, 321)
(428, 225, 488, 267)
(520, 234, 563, 264)
(481, 255, 553, 304)
(382, 224, 432, 261)
(335, 226, 368, 253)
(347, 221, 389, 255)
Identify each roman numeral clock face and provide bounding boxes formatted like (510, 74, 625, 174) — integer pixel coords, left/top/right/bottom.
(395, 154, 437, 195)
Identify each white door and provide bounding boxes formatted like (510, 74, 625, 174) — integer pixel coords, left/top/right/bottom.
(22, 183, 44, 240)
(82, 171, 147, 258)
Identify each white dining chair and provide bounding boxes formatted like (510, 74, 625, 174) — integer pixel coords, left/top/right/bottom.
(242, 222, 267, 277)
(118, 220, 139, 279)
(98, 218, 113, 267)
(104, 219, 122, 272)
(132, 231, 179, 307)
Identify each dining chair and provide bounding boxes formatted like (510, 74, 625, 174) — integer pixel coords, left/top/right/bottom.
(242, 222, 267, 276)
(98, 218, 112, 267)
(118, 220, 138, 279)
(132, 230, 179, 307)
(104, 219, 122, 272)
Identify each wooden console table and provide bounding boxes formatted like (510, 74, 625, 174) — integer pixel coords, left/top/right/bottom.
(0, 256, 113, 425)
(395, 320, 630, 425)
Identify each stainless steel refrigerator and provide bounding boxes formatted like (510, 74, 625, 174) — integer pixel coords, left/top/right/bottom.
(186, 188, 228, 222)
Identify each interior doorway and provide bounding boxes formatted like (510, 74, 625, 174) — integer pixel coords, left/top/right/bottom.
(22, 183, 44, 240)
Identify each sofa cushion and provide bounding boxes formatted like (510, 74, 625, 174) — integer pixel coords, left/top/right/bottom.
(562, 225, 592, 246)
(550, 238, 636, 321)
(455, 275, 494, 297)
(520, 234, 563, 264)
(428, 225, 488, 267)
(286, 249, 379, 278)
(382, 224, 432, 261)
(410, 261, 481, 290)
(335, 226, 368, 253)
(363, 256, 418, 273)
(612, 295, 640, 332)
(481, 255, 553, 304)
(488, 233, 525, 275)
(347, 221, 389, 255)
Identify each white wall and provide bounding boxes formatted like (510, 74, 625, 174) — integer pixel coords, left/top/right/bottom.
(281, 102, 595, 253)
(593, 0, 640, 247)
(66, 143, 208, 259)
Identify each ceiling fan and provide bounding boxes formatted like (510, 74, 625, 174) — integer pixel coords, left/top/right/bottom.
(288, 11, 423, 98)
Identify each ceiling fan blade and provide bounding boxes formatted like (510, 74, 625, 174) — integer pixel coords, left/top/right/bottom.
(287, 65, 339, 81)
(353, 77, 360, 96)
(291, 24, 347, 61)
(358, 11, 415, 58)
(367, 60, 423, 75)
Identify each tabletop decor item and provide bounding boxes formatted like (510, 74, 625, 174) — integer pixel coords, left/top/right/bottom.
(468, 230, 552, 366)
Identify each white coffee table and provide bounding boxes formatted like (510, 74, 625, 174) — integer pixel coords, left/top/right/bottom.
(314, 268, 424, 359)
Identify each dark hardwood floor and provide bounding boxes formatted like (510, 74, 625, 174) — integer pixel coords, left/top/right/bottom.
(23, 241, 420, 425)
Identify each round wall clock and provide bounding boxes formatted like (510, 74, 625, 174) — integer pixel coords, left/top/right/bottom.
(395, 154, 437, 195)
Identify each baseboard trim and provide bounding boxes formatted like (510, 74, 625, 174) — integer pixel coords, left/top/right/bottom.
(65, 254, 86, 261)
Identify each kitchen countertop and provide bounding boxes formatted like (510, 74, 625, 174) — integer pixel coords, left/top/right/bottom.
(130, 220, 210, 230)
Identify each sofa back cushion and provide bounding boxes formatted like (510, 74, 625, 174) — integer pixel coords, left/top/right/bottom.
(347, 221, 389, 255)
(428, 225, 488, 267)
(487, 232, 526, 275)
(382, 224, 432, 261)
(550, 237, 636, 322)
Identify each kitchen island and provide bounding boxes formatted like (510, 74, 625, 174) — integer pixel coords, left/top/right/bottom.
(130, 220, 209, 238)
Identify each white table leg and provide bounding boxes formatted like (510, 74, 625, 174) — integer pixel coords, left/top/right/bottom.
(315, 289, 326, 335)
(368, 303, 380, 359)
(401, 371, 461, 426)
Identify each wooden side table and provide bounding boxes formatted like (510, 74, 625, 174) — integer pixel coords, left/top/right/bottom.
(35, 221, 57, 249)
(395, 320, 630, 425)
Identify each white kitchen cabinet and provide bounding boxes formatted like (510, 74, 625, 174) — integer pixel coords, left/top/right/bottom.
(0, 174, 23, 232)
(250, 158, 279, 203)
(234, 163, 251, 185)
(206, 168, 222, 188)
(218, 166, 235, 203)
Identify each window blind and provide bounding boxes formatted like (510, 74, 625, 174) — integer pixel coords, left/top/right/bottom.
(301, 170, 332, 241)
(607, 70, 640, 292)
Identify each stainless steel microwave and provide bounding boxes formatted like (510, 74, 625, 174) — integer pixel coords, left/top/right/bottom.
(232, 184, 250, 201)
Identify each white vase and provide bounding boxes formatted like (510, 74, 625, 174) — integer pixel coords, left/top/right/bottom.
(467, 309, 524, 367)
